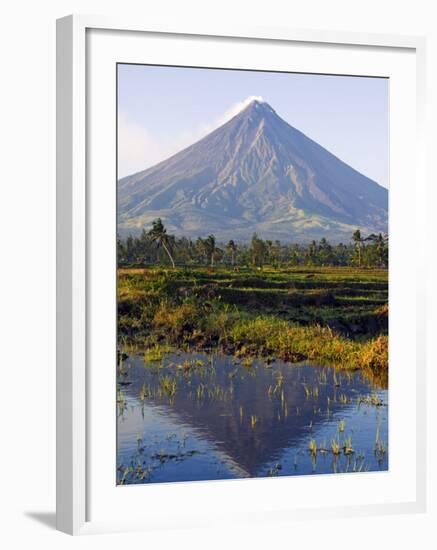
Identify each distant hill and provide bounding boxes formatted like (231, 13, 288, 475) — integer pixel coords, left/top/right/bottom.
(118, 99, 388, 242)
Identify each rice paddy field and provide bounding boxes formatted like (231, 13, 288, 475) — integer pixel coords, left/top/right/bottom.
(117, 266, 388, 484)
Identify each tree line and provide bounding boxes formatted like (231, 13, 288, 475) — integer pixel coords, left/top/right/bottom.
(118, 219, 388, 268)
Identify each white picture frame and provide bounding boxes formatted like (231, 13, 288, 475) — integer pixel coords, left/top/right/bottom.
(56, 14, 427, 535)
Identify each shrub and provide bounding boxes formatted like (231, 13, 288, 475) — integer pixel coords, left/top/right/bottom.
(358, 335, 388, 372)
(152, 302, 197, 333)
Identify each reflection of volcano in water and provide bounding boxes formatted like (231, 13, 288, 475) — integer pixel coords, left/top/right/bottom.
(119, 352, 376, 477)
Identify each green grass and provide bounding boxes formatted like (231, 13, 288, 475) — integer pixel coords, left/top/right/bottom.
(118, 265, 388, 378)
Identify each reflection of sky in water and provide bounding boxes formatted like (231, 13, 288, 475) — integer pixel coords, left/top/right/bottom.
(117, 352, 388, 484)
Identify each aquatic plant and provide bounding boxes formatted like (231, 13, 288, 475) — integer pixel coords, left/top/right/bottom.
(267, 463, 282, 476)
(331, 439, 341, 455)
(309, 438, 317, 456)
(343, 436, 354, 455)
(144, 343, 172, 362)
(319, 369, 328, 384)
(158, 375, 177, 398)
(374, 439, 387, 458)
(241, 357, 253, 368)
(357, 392, 384, 407)
(339, 393, 350, 404)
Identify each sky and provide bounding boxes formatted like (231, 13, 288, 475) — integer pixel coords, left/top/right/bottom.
(117, 64, 389, 188)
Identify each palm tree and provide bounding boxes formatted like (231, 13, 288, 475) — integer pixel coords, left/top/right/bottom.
(306, 240, 317, 265)
(365, 232, 388, 267)
(226, 240, 237, 266)
(148, 218, 175, 268)
(265, 240, 273, 263)
(195, 237, 207, 264)
(250, 233, 267, 267)
(272, 240, 282, 265)
(352, 229, 364, 267)
(204, 235, 216, 267)
(318, 237, 333, 266)
(212, 246, 224, 266)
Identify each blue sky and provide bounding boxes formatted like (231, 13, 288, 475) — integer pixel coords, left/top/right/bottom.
(118, 64, 389, 188)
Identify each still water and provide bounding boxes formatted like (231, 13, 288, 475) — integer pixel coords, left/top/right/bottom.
(117, 351, 388, 484)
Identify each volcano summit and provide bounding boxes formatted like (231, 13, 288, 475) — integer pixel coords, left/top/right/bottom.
(118, 100, 388, 242)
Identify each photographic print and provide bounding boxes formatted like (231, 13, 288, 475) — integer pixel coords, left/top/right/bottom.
(116, 64, 388, 485)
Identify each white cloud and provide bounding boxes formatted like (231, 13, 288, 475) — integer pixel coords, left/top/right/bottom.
(215, 95, 264, 126)
(118, 97, 265, 177)
(117, 112, 167, 178)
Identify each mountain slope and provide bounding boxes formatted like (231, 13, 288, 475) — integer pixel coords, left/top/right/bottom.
(118, 100, 388, 242)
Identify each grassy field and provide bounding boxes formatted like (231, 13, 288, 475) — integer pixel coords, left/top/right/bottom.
(118, 266, 388, 384)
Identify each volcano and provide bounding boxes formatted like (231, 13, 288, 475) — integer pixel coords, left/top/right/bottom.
(117, 99, 388, 242)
